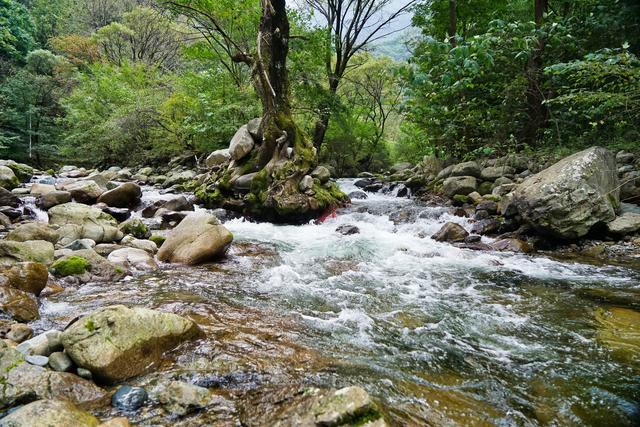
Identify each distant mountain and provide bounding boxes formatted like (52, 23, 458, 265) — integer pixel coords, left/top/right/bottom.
(371, 27, 420, 62)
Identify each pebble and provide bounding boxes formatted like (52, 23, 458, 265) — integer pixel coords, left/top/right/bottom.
(77, 367, 93, 380)
(48, 351, 74, 372)
(25, 355, 49, 366)
(112, 385, 148, 411)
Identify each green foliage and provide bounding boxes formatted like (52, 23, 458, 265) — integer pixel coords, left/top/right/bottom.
(0, 0, 36, 62)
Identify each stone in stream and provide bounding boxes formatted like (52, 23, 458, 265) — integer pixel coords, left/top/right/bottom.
(490, 238, 533, 254)
(64, 179, 105, 204)
(509, 146, 620, 240)
(107, 247, 158, 271)
(37, 190, 72, 209)
(61, 305, 203, 383)
(348, 190, 368, 200)
(432, 222, 469, 243)
(229, 125, 255, 161)
(25, 354, 49, 366)
(0, 165, 19, 190)
(5, 323, 33, 343)
(206, 149, 231, 168)
(5, 222, 60, 244)
(102, 206, 131, 222)
(0, 286, 39, 322)
(97, 182, 142, 208)
(120, 235, 158, 254)
(112, 385, 148, 411)
(336, 225, 360, 235)
(0, 399, 101, 426)
(29, 183, 56, 196)
(149, 380, 232, 416)
(48, 203, 123, 245)
(157, 212, 233, 265)
(442, 176, 477, 197)
(606, 212, 640, 235)
(0, 187, 20, 207)
(0, 261, 48, 295)
(48, 351, 74, 372)
(118, 217, 150, 239)
(64, 238, 96, 251)
(16, 330, 63, 356)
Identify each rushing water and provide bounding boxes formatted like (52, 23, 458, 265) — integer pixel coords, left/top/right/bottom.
(33, 179, 640, 425)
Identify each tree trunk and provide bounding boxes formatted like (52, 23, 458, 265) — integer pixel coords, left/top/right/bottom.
(522, 0, 548, 145)
(448, 0, 457, 47)
(312, 77, 339, 150)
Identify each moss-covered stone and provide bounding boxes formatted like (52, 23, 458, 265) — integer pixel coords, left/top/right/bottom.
(453, 194, 470, 204)
(119, 218, 150, 239)
(50, 256, 90, 277)
(149, 235, 166, 248)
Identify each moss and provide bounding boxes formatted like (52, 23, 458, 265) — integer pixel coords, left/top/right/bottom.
(114, 266, 124, 274)
(312, 182, 348, 209)
(484, 194, 501, 202)
(149, 235, 166, 247)
(120, 218, 150, 239)
(50, 256, 90, 277)
(453, 194, 470, 204)
(478, 181, 493, 195)
(250, 168, 270, 195)
(85, 319, 96, 332)
(196, 185, 226, 208)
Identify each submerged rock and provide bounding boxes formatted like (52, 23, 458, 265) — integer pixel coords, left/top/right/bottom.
(595, 307, 640, 365)
(0, 399, 100, 426)
(510, 147, 619, 239)
(0, 262, 48, 295)
(149, 380, 230, 416)
(61, 305, 202, 383)
(157, 212, 232, 265)
(336, 225, 360, 235)
(0, 286, 39, 321)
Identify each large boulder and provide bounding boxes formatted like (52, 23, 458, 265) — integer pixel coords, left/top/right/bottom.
(157, 212, 233, 265)
(0, 165, 19, 190)
(0, 262, 48, 295)
(451, 161, 481, 178)
(61, 305, 202, 383)
(480, 166, 515, 181)
(5, 222, 60, 244)
(97, 182, 142, 208)
(48, 203, 123, 245)
(311, 166, 331, 183)
(229, 125, 255, 161)
(0, 187, 20, 207)
(442, 176, 477, 197)
(29, 183, 55, 196)
(0, 399, 100, 427)
(431, 222, 469, 243)
(0, 240, 54, 265)
(510, 147, 619, 239)
(0, 160, 34, 182)
(50, 249, 125, 281)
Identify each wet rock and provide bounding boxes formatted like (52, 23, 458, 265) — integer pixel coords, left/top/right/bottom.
(229, 125, 255, 161)
(97, 182, 142, 208)
(476, 201, 498, 214)
(29, 183, 55, 196)
(150, 380, 227, 416)
(0, 160, 33, 182)
(155, 209, 188, 228)
(49, 203, 123, 245)
(77, 367, 93, 380)
(37, 190, 72, 210)
(119, 218, 150, 239)
(0, 286, 38, 321)
(470, 219, 501, 236)
(0, 207, 21, 220)
(432, 222, 469, 243)
(162, 195, 194, 212)
(163, 170, 196, 188)
(311, 166, 331, 183)
(474, 209, 490, 220)
(120, 235, 158, 254)
(233, 172, 258, 192)
(364, 182, 383, 192)
(354, 178, 374, 189)
(0, 240, 54, 265)
(48, 351, 73, 372)
(61, 305, 202, 383)
(5, 222, 59, 244)
(443, 176, 477, 197)
(0, 187, 20, 207)
(299, 175, 314, 192)
(0, 399, 100, 426)
(0, 262, 48, 295)
(336, 225, 360, 235)
(64, 239, 96, 251)
(464, 235, 482, 243)
(112, 385, 147, 411)
(490, 238, 533, 253)
(606, 212, 640, 236)
(206, 149, 231, 168)
(492, 183, 517, 197)
(102, 207, 131, 222)
(108, 248, 158, 271)
(0, 165, 19, 190)
(51, 249, 124, 281)
(348, 191, 368, 200)
(510, 147, 619, 239)
(157, 212, 233, 265)
(390, 162, 413, 174)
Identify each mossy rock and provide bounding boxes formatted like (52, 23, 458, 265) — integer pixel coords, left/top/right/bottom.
(149, 235, 166, 248)
(50, 256, 90, 277)
(478, 181, 493, 195)
(453, 194, 470, 205)
(119, 218, 150, 239)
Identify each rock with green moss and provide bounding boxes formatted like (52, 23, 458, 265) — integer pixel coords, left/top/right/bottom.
(50, 256, 90, 276)
(5, 222, 60, 244)
(48, 203, 123, 245)
(61, 305, 203, 383)
(149, 235, 166, 248)
(0, 160, 34, 183)
(119, 217, 150, 239)
(51, 249, 125, 281)
(0, 399, 101, 426)
(0, 240, 54, 265)
(0, 166, 20, 190)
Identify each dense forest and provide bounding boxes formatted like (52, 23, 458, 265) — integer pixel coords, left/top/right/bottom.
(0, 0, 639, 174)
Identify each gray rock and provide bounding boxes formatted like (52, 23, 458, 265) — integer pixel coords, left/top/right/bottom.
(348, 191, 367, 200)
(97, 182, 142, 208)
(49, 203, 123, 245)
(299, 175, 314, 192)
(247, 117, 262, 140)
(451, 161, 481, 178)
(510, 147, 620, 239)
(48, 351, 74, 372)
(16, 330, 63, 356)
(0, 165, 19, 190)
(311, 166, 331, 183)
(229, 125, 255, 161)
(206, 149, 231, 168)
(432, 222, 469, 243)
(0, 187, 20, 207)
(63, 180, 104, 204)
(233, 172, 257, 192)
(26, 354, 49, 366)
(107, 247, 158, 271)
(5, 222, 59, 244)
(390, 162, 413, 174)
(0, 399, 101, 426)
(37, 190, 72, 210)
(607, 212, 640, 235)
(0, 240, 54, 265)
(616, 151, 635, 164)
(150, 380, 228, 416)
(112, 385, 147, 411)
(442, 176, 477, 197)
(6, 323, 33, 343)
(63, 239, 96, 251)
(481, 166, 515, 181)
(29, 183, 56, 196)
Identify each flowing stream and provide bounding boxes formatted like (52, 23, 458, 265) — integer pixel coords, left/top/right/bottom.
(29, 179, 640, 425)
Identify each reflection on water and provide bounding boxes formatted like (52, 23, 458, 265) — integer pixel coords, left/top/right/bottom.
(37, 179, 640, 425)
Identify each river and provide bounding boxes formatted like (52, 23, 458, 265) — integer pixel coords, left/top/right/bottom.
(28, 178, 640, 425)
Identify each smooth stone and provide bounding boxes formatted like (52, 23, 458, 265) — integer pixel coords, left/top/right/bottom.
(26, 354, 49, 366)
(111, 385, 148, 411)
(48, 351, 74, 372)
(0, 399, 100, 426)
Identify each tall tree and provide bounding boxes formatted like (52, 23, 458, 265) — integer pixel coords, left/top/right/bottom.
(302, 0, 417, 150)
(522, 0, 548, 144)
(447, 0, 456, 47)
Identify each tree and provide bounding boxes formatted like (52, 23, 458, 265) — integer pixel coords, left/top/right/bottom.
(301, 0, 418, 150)
(0, 0, 36, 63)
